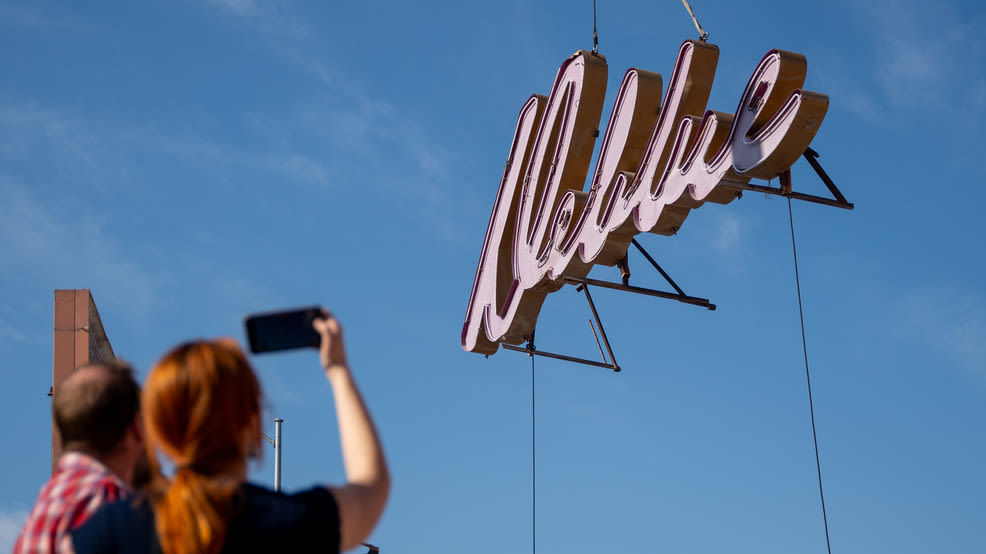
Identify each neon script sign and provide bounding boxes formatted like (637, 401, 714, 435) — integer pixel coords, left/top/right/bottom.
(463, 40, 828, 355)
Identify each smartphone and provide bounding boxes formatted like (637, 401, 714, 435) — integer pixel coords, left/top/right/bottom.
(244, 306, 323, 354)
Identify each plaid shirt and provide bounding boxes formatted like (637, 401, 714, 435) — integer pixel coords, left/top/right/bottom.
(14, 452, 131, 554)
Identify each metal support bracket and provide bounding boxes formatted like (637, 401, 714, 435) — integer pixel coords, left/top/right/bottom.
(718, 148, 854, 210)
(558, 239, 716, 311)
(499, 238, 719, 371)
(502, 286, 622, 372)
(502, 343, 620, 371)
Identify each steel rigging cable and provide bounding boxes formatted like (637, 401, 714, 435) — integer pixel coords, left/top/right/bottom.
(530, 351, 536, 554)
(787, 196, 834, 554)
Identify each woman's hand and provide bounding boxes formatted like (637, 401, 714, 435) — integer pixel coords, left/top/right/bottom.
(313, 310, 348, 371)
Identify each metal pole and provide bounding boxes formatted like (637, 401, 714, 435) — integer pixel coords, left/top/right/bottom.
(273, 418, 283, 492)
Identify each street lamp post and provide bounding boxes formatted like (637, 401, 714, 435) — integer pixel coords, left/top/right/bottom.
(260, 418, 283, 492)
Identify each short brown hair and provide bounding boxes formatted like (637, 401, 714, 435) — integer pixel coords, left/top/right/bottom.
(53, 359, 140, 456)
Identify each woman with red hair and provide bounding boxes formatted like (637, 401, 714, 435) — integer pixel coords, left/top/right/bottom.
(74, 312, 389, 553)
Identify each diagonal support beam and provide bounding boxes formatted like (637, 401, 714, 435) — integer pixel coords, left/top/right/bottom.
(500, 282, 622, 372)
(803, 147, 849, 206)
(575, 283, 618, 369)
(631, 238, 685, 296)
(718, 148, 853, 210)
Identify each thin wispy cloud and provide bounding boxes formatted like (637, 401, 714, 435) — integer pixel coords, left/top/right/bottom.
(202, 0, 308, 39)
(813, 67, 883, 124)
(263, 64, 465, 239)
(182, 258, 284, 316)
(0, 510, 28, 553)
(261, 373, 303, 407)
(0, 172, 284, 337)
(3, 2, 471, 247)
(0, 3, 97, 35)
(686, 208, 749, 276)
(898, 286, 986, 379)
(861, 0, 986, 113)
(137, 125, 334, 188)
(0, 316, 31, 344)
(972, 77, 986, 109)
(264, 154, 331, 187)
(0, 101, 105, 179)
(711, 212, 742, 253)
(0, 179, 172, 322)
(817, 0, 986, 123)
(299, 99, 455, 188)
(207, 0, 255, 17)
(0, 98, 334, 190)
(0, 97, 296, 336)
(194, 2, 469, 240)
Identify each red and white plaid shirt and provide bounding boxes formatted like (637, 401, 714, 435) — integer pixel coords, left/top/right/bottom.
(14, 452, 131, 554)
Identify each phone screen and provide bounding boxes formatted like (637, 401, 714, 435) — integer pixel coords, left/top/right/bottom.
(244, 306, 322, 354)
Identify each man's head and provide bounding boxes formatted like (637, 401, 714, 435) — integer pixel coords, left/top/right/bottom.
(53, 360, 141, 458)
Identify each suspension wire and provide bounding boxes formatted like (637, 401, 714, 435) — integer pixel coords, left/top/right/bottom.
(592, 0, 599, 53)
(530, 351, 536, 554)
(787, 197, 833, 554)
(680, 0, 710, 41)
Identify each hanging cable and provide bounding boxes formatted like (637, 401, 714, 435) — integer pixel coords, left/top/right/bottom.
(530, 350, 536, 554)
(592, 0, 599, 53)
(787, 197, 833, 554)
(680, 0, 710, 41)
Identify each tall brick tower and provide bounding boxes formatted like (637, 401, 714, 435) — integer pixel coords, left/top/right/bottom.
(51, 290, 116, 473)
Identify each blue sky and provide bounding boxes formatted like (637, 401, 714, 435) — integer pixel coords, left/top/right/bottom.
(1, 0, 984, 552)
